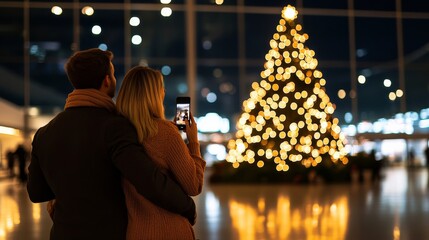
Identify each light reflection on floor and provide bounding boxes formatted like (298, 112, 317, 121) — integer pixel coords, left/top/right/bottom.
(0, 184, 21, 239)
(223, 193, 349, 240)
(0, 167, 427, 240)
(193, 167, 428, 240)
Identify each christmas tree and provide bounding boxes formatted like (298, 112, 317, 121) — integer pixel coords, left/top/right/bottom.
(226, 5, 348, 173)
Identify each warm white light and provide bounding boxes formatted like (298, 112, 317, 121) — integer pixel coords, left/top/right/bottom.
(160, 7, 172, 17)
(215, 0, 224, 5)
(0, 126, 20, 136)
(357, 75, 366, 84)
(396, 89, 403, 97)
(92, 25, 102, 35)
(226, 3, 349, 170)
(389, 92, 396, 101)
(131, 35, 142, 45)
(129, 17, 140, 26)
(383, 79, 392, 87)
(28, 107, 40, 116)
(337, 89, 346, 99)
(51, 6, 62, 15)
(81, 6, 94, 16)
(282, 5, 298, 20)
(160, 0, 171, 4)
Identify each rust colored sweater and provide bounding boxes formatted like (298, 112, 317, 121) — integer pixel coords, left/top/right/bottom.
(123, 119, 206, 240)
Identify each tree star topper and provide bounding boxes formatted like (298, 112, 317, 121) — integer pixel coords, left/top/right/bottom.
(282, 5, 298, 21)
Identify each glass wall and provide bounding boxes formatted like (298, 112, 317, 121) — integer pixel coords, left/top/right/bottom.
(0, 0, 428, 127)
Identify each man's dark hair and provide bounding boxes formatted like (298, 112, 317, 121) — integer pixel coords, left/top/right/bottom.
(64, 48, 113, 89)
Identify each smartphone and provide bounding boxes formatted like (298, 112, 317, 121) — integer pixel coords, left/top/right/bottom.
(175, 96, 191, 130)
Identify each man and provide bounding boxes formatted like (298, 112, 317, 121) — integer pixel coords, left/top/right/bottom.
(27, 48, 196, 240)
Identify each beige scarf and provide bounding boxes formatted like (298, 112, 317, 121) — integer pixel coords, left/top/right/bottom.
(64, 89, 116, 112)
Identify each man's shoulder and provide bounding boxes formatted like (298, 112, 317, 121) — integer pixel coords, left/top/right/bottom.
(36, 109, 133, 135)
(56, 108, 131, 124)
(103, 114, 139, 142)
(104, 112, 134, 128)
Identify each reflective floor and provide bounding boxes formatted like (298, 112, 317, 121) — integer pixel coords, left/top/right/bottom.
(0, 166, 428, 240)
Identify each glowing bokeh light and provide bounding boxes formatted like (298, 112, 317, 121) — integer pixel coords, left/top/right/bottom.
(161, 65, 171, 75)
(131, 35, 142, 45)
(357, 75, 366, 84)
(91, 25, 102, 35)
(396, 89, 403, 97)
(338, 89, 346, 99)
(129, 16, 140, 26)
(161, 7, 172, 17)
(81, 6, 94, 16)
(51, 6, 62, 15)
(207, 92, 217, 103)
(384, 79, 392, 87)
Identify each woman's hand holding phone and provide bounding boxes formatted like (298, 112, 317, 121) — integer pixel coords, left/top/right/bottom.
(184, 113, 198, 144)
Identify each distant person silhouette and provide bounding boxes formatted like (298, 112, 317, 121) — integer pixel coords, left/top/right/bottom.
(6, 149, 15, 178)
(425, 146, 429, 168)
(408, 148, 415, 167)
(14, 144, 28, 182)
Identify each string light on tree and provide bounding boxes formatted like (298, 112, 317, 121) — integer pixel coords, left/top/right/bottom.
(226, 5, 348, 172)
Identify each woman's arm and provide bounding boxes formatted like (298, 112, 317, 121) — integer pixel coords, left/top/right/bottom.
(106, 116, 196, 224)
(158, 120, 206, 196)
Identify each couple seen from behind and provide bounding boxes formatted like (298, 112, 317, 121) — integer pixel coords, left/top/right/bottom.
(27, 48, 206, 240)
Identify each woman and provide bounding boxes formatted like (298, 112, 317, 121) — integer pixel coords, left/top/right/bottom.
(116, 66, 206, 240)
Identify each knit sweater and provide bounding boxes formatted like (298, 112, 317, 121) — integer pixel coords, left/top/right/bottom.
(123, 119, 206, 240)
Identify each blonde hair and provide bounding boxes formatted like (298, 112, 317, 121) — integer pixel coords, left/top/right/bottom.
(116, 66, 165, 143)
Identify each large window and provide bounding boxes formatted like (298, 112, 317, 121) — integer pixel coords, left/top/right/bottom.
(0, 1, 428, 127)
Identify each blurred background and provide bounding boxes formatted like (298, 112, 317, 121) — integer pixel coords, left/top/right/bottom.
(1, 1, 429, 240)
(1, 0, 429, 167)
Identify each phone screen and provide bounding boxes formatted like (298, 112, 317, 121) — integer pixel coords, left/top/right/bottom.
(175, 97, 190, 130)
